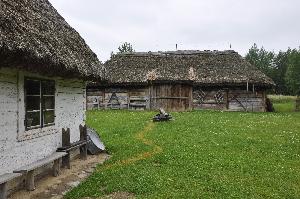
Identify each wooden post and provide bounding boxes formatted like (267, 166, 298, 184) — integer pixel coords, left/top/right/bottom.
(262, 91, 267, 112)
(26, 170, 35, 191)
(189, 86, 193, 111)
(61, 128, 71, 169)
(296, 97, 300, 112)
(62, 153, 71, 169)
(53, 158, 61, 177)
(0, 183, 7, 199)
(226, 89, 229, 110)
(149, 85, 152, 110)
(62, 128, 70, 147)
(79, 125, 88, 160)
(246, 81, 249, 92)
(79, 125, 87, 141)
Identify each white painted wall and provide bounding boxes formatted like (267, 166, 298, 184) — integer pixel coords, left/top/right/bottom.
(0, 67, 86, 174)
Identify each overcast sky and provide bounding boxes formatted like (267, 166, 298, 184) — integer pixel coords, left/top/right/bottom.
(49, 0, 300, 62)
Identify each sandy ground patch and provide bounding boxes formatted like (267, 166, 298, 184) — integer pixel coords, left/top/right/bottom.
(9, 153, 109, 199)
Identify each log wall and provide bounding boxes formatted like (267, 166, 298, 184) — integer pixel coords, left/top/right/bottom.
(193, 87, 266, 112)
(87, 84, 193, 111)
(149, 84, 193, 111)
(88, 85, 267, 112)
(87, 87, 149, 110)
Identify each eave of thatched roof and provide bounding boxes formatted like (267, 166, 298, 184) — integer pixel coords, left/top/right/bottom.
(0, 0, 104, 80)
(105, 50, 275, 88)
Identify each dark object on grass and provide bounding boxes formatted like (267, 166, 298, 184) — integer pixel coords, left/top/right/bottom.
(87, 128, 106, 155)
(266, 98, 274, 112)
(153, 108, 172, 122)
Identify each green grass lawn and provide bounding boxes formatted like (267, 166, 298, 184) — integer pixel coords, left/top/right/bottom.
(66, 110, 300, 199)
(268, 95, 297, 112)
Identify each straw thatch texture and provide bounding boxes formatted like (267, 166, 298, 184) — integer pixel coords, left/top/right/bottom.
(105, 50, 274, 87)
(0, 0, 103, 79)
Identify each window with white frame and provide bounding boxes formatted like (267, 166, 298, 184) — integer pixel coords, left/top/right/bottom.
(25, 78, 55, 130)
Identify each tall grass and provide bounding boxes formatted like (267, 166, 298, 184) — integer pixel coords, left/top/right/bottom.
(66, 110, 300, 199)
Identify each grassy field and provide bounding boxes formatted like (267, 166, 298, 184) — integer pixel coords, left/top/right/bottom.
(66, 110, 300, 199)
(268, 95, 297, 112)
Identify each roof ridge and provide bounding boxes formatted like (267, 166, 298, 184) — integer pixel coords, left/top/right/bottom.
(116, 50, 238, 57)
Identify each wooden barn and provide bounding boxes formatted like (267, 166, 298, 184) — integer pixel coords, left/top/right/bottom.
(0, 0, 103, 196)
(87, 50, 274, 112)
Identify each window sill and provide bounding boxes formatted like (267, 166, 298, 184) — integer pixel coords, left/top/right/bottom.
(18, 126, 58, 142)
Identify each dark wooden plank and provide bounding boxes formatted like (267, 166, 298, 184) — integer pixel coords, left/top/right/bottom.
(26, 170, 35, 191)
(62, 153, 71, 169)
(80, 125, 87, 141)
(57, 140, 88, 152)
(62, 128, 70, 147)
(0, 183, 7, 199)
(80, 145, 88, 160)
(53, 158, 61, 177)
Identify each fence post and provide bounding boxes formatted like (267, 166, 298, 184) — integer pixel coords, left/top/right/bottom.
(296, 97, 300, 112)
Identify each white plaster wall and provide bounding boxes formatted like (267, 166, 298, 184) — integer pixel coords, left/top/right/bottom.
(0, 67, 86, 174)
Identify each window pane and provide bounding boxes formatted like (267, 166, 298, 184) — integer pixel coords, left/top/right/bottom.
(42, 80, 55, 95)
(44, 110, 55, 125)
(43, 96, 55, 110)
(25, 79, 40, 95)
(26, 96, 40, 111)
(26, 112, 40, 128)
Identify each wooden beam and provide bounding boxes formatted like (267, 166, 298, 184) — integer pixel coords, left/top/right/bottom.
(26, 170, 35, 191)
(151, 96, 189, 99)
(53, 158, 61, 177)
(62, 153, 71, 169)
(80, 125, 88, 160)
(62, 128, 70, 147)
(0, 183, 7, 199)
(226, 90, 229, 110)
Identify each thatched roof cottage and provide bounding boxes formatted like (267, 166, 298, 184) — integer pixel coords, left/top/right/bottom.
(88, 50, 274, 111)
(0, 0, 103, 190)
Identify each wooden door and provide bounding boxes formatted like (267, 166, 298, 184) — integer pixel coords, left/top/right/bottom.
(150, 84, 192, 111)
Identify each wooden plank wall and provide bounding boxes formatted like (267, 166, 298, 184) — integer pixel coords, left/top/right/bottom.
(193, 88, 266, 112)
(150, 84, 193, 111)
(228, 90, 265, 112)
(86, 87, 149, 110)
(86, 90, 104, 110)
(193, 89, 227, 110)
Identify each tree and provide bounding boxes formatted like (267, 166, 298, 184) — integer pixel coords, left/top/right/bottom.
(245, 44, 300, 96)
(117, 42, 134, 54)
(245, 43, 275, 78)
(285, 48, 300, 96)
(272, 50, 291, 94)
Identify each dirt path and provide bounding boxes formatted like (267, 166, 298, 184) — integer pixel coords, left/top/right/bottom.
(98, 122, 162, 171)
(9, 122, 161, 199)
(9, 153, 109, 199)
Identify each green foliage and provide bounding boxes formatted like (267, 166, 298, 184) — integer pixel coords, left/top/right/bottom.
(272, 50, 291, 94)
(66, 110, 300, 199)
(245, 43, 275, 78)
(111, 42, 135, 58)
(117, 42, 135, 54)
(246, 44, 300, 96)
(285, 48, 300, 96)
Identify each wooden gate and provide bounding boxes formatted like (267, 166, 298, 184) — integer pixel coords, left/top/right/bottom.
(149, 84, 192, 111)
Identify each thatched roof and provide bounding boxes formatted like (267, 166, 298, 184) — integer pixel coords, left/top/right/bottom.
(105, 50, 275, 87)
(0, 0, 103, 80)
